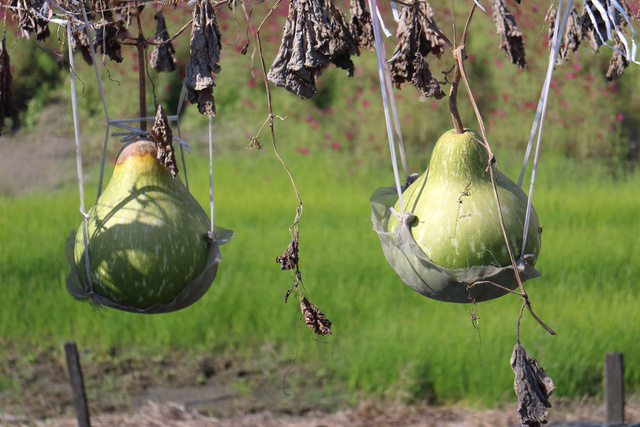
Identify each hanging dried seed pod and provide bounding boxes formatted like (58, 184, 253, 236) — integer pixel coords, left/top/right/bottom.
(388, 2, 445, 92)
(267, 0, 359, 98)
(0, 37, 20, 136)
(185, 0, 222, 116)
(492, 0, 526, 69)
(150, 11, 177, 73)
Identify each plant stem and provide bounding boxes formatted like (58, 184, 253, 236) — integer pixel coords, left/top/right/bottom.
(449, 46, 464, 134)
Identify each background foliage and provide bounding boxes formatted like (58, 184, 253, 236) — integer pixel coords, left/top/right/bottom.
(1, 0, 639, 410)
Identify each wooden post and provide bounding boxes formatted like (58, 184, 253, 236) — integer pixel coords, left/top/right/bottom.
(64, 342, 91, 427)
(604, 352, 624, 426)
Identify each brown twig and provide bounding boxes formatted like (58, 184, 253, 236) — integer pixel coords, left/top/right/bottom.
(452, 20, 555, 336)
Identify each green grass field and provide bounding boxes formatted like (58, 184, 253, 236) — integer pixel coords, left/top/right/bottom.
(1, 141, 638, 406)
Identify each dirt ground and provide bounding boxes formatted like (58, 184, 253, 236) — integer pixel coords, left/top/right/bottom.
(2, 108, 640, 426)
(1, 345, 639, 427)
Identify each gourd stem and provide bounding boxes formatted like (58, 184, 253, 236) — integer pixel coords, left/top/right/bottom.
(448, 49, 464, 134)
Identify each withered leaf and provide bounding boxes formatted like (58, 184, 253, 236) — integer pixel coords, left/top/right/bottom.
(9, 0, 51, 41)
(150, 11, 177, 73)
(548, 6, 583, 61)
(267, 0, 359, 99)
(0, 37, 20, 136)
(185, 0, 222, 116)
(300, 296, 332, 335)
(606, 34, 629, 81)
(71, 28, 94, 66)
(150, 103, 178, 178)
(580, 0, 609, 52)
(94, 19, 128, 63)
(87, 0, 113, 21)
(349, 0, 375, 51)
(388, 2, 446, 91)
(410, 53, 445, 99)
(276, 236, 299, 270)
(492, 0, 526, 69)
(511, 343, 555, 426)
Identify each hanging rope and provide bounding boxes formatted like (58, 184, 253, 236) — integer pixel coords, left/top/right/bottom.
(518, 0, 574, 257)
(367, 0, 408, 223)
(67, 20, 93, 297)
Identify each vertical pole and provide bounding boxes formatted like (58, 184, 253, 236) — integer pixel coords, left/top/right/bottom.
(64, 342, 91, 427)
(604, 352, 624, 426)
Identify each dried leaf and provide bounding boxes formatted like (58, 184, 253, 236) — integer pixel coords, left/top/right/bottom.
(548, 6, 583, 61)
(150, 103, 178, 178)
(267, 0, 359, 99)
(580, 0, 609, 52)
(115, 2, 145, 27)
(276, 236, 299, 270)
(9, 0, 51, 41)
(150, 11, 177, 73)
(71, 28, 94, 66)
(388, 2, 446, 91)
(349, 0, 375, 51)
(410, 53, 445, 99)
(185, 0, 222, 116)
(606, 33, 629, 80)
(0, 37, 20, 136)
(88, 0, 113, 21)
(511, 343, 555, 426)
(300, 296, 332, 335)
(492, 0, 526, 69)
(94, 19, 128, 63)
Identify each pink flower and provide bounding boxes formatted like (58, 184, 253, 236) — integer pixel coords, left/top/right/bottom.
(573, 63, 582, 71)
(332, 142, 340, 150)
(301, 148, 309, 155)
(616, 113, 624, 121)
(362, 99, 370, 108)
(566, 72, 576, 80)
(247, 79, 256, 88)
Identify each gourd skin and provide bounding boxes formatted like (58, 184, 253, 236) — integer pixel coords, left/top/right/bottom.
(388, 129, 541, 270)
(73, 140, 211, 309)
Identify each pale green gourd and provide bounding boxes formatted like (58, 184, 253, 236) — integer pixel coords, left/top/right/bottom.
(388, 129, 541, 270)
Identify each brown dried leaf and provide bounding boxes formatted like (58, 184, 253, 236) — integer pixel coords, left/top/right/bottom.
(94, 19, 128, 63)
(115, 2, 145, 27)
(185, 0, 222, 116)
(88, 0, 113, 21)
(276, 236, 299, 270)
(410, 53, 445, 99)
(606, 34, 629, 81)
(150, 11, 177, 73)
(9, 0, 51, 41)
(388, 2, 446, 91)
(300, 296, 332, 335)
(267, 0, 359, 98)
(349, 0, 375, 51)
(580, 0, 609, 52)
(548, 6, 583, 61)
(150, 103, 178, 178)
(71, 28, 94, 66)
(493, 0, 526, 69)
(511, 343, 555, 426)
(0, 37, 20, 136)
